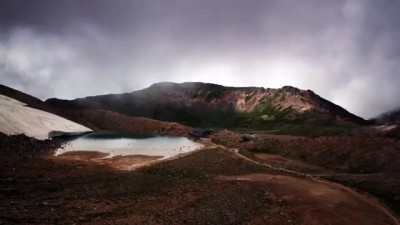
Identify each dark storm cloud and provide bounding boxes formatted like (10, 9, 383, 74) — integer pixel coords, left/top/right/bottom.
(0, 0, 400, 118)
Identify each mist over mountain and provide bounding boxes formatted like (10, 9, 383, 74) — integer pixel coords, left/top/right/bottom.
(1, 0, 400, 118)
(373, 108, 400, 124)
(46, 82, 368, 129)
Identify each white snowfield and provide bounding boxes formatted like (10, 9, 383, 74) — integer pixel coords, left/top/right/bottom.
(0, 94, 92, 140)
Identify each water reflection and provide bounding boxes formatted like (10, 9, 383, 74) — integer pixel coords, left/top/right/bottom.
(56, 131, 203, 158)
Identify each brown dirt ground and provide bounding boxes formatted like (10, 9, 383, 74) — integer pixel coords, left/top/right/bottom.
(211, 130, 400, 174)
(1, 145, 399, 225)
(218, 174, 396, 225)
(252, 152, 332, 174)
(57, 151, 164, 170)
(211, 130, 400, 215)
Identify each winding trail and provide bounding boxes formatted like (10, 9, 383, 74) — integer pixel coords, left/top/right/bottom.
(226, 147, 400, 225)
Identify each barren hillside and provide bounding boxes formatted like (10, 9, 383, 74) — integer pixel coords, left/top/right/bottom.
(47, 82, 369, 128)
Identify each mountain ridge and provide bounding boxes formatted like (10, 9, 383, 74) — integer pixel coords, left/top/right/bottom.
(46, 82, 369, 128)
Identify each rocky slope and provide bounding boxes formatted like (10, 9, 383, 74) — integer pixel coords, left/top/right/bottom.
(47, 82, 369, 129)
(0, 132, 60, 158)
(57, 109, 191, 136)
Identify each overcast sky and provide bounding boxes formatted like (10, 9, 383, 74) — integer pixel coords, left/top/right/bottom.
(0, 0, 399, 118)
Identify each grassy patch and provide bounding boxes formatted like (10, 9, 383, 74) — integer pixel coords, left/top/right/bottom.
(235, 100, 293, 130)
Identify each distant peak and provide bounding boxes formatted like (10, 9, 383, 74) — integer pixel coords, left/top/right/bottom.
(149, 82, 225, 90)
(281, 85, 301, 93)
(149, 82, 177, 88)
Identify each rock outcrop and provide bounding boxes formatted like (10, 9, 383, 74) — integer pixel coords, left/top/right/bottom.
(47, 82, 369, 128)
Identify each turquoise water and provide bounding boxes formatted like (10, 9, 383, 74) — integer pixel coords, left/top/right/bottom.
(56, 132, 203, 158)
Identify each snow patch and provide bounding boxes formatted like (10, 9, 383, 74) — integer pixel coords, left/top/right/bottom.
(0, 94, 91, 139)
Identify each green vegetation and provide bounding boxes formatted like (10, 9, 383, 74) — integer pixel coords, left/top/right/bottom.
(260, 114, 275, 121)
(150, 99, 341, 131)
(237, 100, 293, 130)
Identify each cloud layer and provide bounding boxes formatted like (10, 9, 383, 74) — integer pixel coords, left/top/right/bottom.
(1, 0, 400, 118)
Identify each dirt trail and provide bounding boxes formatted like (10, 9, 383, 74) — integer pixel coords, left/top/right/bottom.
(56, 140, 400, 224)
(2, 136, 400, 225)
(227, 147, 400, 225)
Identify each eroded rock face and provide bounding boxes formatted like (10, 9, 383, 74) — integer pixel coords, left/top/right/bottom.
(46, 82, 368, 127)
